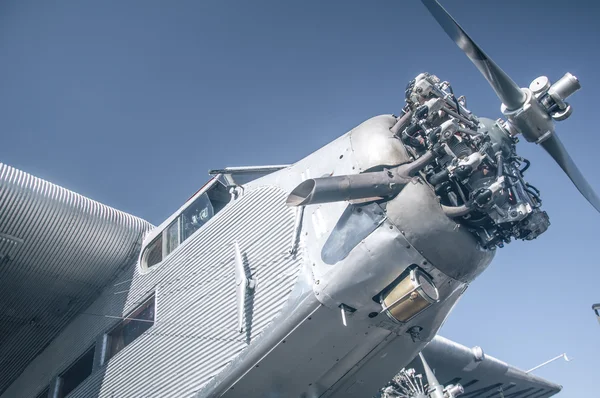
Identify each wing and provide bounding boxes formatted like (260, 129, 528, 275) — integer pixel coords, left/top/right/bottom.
(406, 335, 562, 397)
(0, 162, 153, 395)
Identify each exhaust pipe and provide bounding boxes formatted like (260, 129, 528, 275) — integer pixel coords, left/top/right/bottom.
(441, 204, 471, 217)
(286, 151, 435, 206)
(286, 171, 401, 207)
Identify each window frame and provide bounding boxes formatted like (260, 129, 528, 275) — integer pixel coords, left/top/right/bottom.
(104, 294, 156, 363)
(56, 345, 95, 398)
(137, 177, 228, 274)
(141, 234, 163, 269)
(164, 218, 180, 256)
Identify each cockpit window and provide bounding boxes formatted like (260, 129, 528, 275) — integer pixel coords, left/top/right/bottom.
(165, 219, 180, 256)
(181, 193, 214, 241)
(140, 179, 230, 271)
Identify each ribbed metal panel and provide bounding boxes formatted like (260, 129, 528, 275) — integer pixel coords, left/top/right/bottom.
(2, 184, 302, 398)
(0, 163, 153, 396)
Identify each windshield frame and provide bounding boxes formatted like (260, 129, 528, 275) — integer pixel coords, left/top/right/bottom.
(137, 177, 226, 274)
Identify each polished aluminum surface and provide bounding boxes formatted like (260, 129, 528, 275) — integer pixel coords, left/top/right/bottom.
(0, 162, 152, 396)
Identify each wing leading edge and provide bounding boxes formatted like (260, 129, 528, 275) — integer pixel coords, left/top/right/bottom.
(405, 336, 562, 397)
(0, 162, 153, 395)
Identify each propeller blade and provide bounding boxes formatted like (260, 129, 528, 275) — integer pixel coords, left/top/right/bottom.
(418, 353, 445, 397)
(540, 134, 600, 212)
(421, 0, 526, 110)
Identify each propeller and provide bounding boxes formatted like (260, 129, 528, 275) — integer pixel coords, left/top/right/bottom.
(419, 352, 444, 398)
(421, 0, 525, 111)
(421, 0, 600, 213)
(539, 134, 600, 212)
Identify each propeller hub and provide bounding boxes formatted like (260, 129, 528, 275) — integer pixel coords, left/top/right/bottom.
(529, 76, 551, 96)
(501, 88, 555, 144)
(421, 0, 600, 213)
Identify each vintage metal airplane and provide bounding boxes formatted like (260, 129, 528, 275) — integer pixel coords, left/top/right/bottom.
(1, 1, 594, 397)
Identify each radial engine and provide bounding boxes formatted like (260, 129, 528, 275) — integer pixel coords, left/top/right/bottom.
(396, 72, 550, 249)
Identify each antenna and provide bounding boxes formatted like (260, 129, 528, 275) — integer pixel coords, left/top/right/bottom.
(526, 353, 572, 374)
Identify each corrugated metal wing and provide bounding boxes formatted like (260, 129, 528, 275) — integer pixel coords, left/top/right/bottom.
(0, 163, 152, 395)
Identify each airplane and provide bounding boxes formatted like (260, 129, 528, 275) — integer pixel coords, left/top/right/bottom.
(0, 1, 595, 397)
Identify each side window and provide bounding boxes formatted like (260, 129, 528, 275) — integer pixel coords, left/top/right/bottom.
(107, 295, 155, 360)
(140, 180, 230, 270)
(57, 346, 95, 397)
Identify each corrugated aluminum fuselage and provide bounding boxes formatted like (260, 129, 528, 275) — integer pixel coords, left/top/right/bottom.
(3, 115, 494, 398)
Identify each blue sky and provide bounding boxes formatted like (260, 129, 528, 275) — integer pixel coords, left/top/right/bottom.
(1, 0, 599, 395)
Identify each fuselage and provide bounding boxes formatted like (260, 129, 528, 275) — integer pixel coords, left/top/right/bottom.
(187, 114, 494, 397)
(2, 115, 495, 398)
